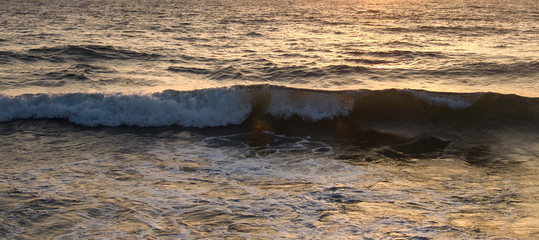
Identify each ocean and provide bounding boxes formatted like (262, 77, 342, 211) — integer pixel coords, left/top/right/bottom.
(0, 0, 538, 239)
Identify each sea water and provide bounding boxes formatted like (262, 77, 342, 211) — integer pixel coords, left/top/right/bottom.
(0, 0, 538, 239)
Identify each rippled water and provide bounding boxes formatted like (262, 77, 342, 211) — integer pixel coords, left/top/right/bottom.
(1, 0, 537, 95)
(0, 0, 538, 239)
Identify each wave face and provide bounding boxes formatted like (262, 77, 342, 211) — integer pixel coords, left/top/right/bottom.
(1, 85, 536, 128)
(0, 88, 250, 127)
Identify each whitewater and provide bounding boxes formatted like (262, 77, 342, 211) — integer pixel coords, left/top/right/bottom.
(0, 0, 538, 239)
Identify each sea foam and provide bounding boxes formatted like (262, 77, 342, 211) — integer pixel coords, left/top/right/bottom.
(0, 85, 526, 128)
(0, 88, 251, 127)
(267, 87, 354, 121)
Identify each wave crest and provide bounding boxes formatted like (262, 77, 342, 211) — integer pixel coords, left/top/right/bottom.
(0, 85, 536, 128)
(0, 88, 250, 127)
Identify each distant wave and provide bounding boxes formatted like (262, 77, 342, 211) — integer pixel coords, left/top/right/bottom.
(1, 85, 536, 128)
(448, 61, 539, 76)
(166, 59, 538, 83)
(384, 26, 514, 36)
(166, 64, 370, 81)
(0, 45, 161, 63)
(344, 50, 445, 59)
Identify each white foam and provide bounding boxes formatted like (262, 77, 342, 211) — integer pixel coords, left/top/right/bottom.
(267, 88, 354, 120)
(0, 87, 485, 127)
(406, 90, 479, 109)
(0, 88, 251, 127)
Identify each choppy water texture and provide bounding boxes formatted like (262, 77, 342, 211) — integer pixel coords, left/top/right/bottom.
(0, 0, 538, 239)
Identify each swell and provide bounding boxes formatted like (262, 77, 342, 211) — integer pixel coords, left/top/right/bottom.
(166, 64, 370, 81)
(0, 85, 536, 129)
(166, 59, 538, 82)
(344, 50, 445, 59)
(0, 45, 160, 63)
(384, 26, 515, 36)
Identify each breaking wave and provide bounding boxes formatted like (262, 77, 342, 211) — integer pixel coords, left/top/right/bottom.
(0, 85, 536, 128)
